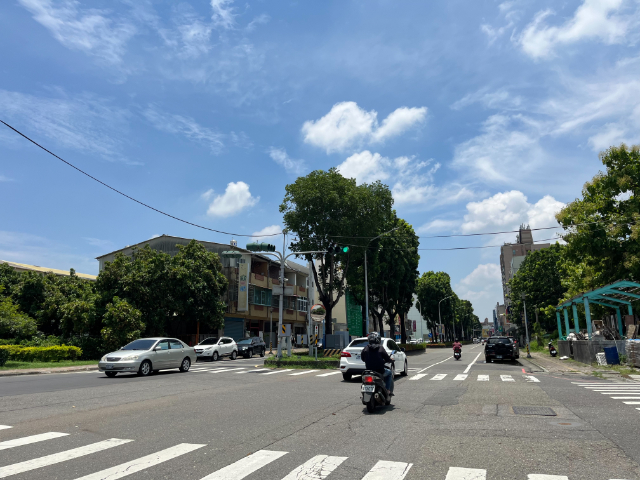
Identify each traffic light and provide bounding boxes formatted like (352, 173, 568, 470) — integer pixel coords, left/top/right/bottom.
(221, 251, 243, 259)
(326, 245, 349, 255)
(246, 242, 277, 252)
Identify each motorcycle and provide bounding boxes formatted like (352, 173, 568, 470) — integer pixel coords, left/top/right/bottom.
(453, 347, 462, 361)
(549, 343, 557, 357)
(361, 370, 391, 413)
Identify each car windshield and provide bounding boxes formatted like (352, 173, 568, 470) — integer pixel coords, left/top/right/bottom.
(122, 339, 156, 350)
(349, 339, 370, 348)
(237, 339, 252, 344)
(488, 338, 511, 345)
(198, 338, 218, 345)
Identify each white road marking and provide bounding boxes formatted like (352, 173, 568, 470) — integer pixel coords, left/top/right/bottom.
(281, 455, 347, 480)
(454, 374, 468, 381)
(361, 460, 412, 480)
(0, 438, 132, 478)
(610, 396, 640, 399)
(523, 375, 540, 383)
(416, 357, 452, 374)
(73, 443, 205, 480)
(477, 375, 489, 382)
(623, 401, 640, 404)
(431, 374, 447, 381)
(409, 374, 427, 381)
(463, 352, 482, 374)
(316, 371, 341, 377)
(261, 369, 294, 375)
(209, 368, 245, 374)
(527, 475, 569, 480)
(593, 390, 640, 393)
(199, 449, 287, 480)
(236, 369, 270, 374)
(0, 432, 68, 451)
(445, 467, 486, 479)
(500, 375, 515, 382)
(0, 426, 11, 431)
(289, 370, 319, 376)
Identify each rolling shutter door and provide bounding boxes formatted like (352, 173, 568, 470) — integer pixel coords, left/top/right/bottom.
(224, 317, 244, 340)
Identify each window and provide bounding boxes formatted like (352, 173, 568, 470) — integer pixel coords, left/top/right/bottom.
(348, 339, 370, 347)
(169, 340, 183, 349)
(156, 340, 170, 350)
(252, 286, 272, 306)
(297, 297, 308, 312)
(488, 338, 510, 345)
(198, 337, 218, 345)
(271, 295, 280, 308)
(387, 340, 399, 351)
(122, 339, 156, 350)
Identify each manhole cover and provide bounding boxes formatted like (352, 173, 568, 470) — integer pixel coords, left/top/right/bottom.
(513, 406, 557, 416)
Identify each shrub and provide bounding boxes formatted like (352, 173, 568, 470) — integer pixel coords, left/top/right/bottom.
(64, 336, 109, 360)
(0, 294, 37, 339)
(0, 349, 8, 366)
(101, 297, 144, 353)
(0, 345, 82, 362)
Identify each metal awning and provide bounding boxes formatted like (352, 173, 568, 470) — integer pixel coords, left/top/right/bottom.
(555, 280, 639, 340)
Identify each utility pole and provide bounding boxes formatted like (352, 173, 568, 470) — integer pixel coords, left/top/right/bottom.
(521, 293, 532, 358)
(438, 295, 454, 343)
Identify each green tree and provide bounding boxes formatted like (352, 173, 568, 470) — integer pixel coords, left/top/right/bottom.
(415, 271, 454, 342)
(101, 297, 145, 352)
(280, 169, 394, 334)
(0, 287, 37, 339)
(508, 244, 567, 334)
(557, 144, 640, 292)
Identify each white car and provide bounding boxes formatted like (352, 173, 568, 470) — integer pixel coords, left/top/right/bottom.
(339, 337, 408, 381)
(194, 336, 238, 361)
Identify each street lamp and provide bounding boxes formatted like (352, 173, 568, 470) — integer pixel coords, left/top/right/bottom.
(521, 293, 532, 358)
(364, 226, 400, 334)
(415, 299, 423, 342)
(438, 295, 454, 343)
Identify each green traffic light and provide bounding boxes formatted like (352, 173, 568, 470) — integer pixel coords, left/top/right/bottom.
(342, 246, 349, 253)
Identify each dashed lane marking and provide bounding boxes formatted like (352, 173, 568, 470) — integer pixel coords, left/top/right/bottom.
(445, 466, 486, 479)
(477, 375, 489, 382)
(409, 374, 428, 381)
(316, 371, 341, 377)
(281, 455, 347, 480)
(289, 370, 319, 376)
(260, 369, 294, 375)
(0, 432, 68, 451)
(430, 374, 447, 381)
(209, 368, 245, 374)
(236, 369, 270, 374)
(500, 375, 515, 382)
(0, 426, 11, 431)
(360, 460, 413, 480)
(198, 449, 287, 480)
(453, 374, 467, 381)
(523, 375, 540, 383)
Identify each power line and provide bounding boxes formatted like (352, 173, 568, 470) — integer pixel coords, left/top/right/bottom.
(1, 120, 280, 238)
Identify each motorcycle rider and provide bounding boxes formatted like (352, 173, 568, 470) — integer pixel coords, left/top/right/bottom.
(361, 332, 394, 396)
(452, 338, 462, 352)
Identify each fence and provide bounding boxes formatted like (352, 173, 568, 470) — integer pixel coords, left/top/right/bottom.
(558, 340, 626, 364)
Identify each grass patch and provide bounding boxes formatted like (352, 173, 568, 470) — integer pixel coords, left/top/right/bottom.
(0, 360, 98, 371)
(589, 363, 639, 376)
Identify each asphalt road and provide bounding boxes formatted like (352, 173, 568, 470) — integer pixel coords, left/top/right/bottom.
(0, 344, 639, 479)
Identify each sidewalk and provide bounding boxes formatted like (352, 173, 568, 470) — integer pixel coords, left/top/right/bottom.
(0, 364, 99, 377)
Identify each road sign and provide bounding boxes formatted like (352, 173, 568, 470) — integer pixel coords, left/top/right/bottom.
(428, 333, 432, 338)
(279, 324, 291, 337)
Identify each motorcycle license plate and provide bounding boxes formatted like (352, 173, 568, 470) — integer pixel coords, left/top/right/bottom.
(361, 385, 375, 393)
(496, 355, 503, 359)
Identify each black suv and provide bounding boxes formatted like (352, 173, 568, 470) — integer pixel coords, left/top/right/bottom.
(485, 336, 518, 362)
(236, 337, 266, 358)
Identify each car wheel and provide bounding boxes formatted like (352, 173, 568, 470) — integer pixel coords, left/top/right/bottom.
(138, 360, 152, 376)
(342, 373, 352, 381)
(230, 350, 237, 360)
(400, 360, 408, 376)
(485, 356, 490, 363)
(248, 349, 253, 358)
(212, 351, 219, 361)
(260, 348, 265, 357)
(105, 371, 117, 378)
(179, 357, 191, 372)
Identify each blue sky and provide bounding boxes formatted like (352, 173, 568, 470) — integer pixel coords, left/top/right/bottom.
(2, 0, 640, 321)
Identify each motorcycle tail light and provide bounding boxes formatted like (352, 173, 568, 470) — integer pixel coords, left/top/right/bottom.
(340, 351, 351, 357)
(363, 375, 374, 384)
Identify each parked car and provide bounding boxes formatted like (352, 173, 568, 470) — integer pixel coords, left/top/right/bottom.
(507, 336, 520, 357)
(236, 337, 266, 358)
(99, 337, 195, 377)
(339, 337, 408, 381)
(193, 336, 238, 361)
(484, 336, 518, 362)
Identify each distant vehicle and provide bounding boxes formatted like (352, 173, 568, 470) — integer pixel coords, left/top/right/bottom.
(485, 336, 518, 363)
(236, 337, 266, 358)
(193, 337, 238, 362)
(340, 337, 408, 381)
(99, 338, 195, 377)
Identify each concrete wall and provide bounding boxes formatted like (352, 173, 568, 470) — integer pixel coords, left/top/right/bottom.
(560, 340, 627, 364)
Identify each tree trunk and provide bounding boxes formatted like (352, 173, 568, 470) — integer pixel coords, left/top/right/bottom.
(400, 313, 407, 344)
(324, 304, 333, 336)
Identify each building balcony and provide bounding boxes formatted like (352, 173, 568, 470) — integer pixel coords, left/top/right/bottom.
(251, 272, 268, 288)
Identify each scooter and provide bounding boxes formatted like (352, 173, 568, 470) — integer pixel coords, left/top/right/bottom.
(361, 370, 391, 413)
(453, 347, 462, 360)
(548, 342, 557, 357)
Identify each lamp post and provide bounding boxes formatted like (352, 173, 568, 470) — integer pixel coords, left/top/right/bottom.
(364, 226, 400, 334)
(416, 299, 423, 342)
(521, 293, 532, 358)
(438, 295, 454, 343)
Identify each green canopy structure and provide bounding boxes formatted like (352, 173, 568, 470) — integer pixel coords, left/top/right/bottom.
(556, 280, 640, 340)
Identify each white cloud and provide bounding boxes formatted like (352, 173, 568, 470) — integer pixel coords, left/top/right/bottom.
(0, 89, 133, 163)
(451, 89, 523, 111)
(268, 148, 306, 175)
(337, 151, 390, 184)
(206, 181, 259, 217)
(201, 189, 215, 201)
(0, 175, 15, 182)
(210, 0, 236, 29)
(18, 0, 136, 66)
(302, 102, 427, 153)
(251, 225, 282, 241)
(518, 0, 637, 59)
(143, 105, 225, 154)
(83, 237, 115, 251)
(416, 219, 460, 234)
(455, 264, 503, 320)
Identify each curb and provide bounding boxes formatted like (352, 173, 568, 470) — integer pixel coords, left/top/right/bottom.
(0, 365, 99, 377)
(517, 357, 547, 373)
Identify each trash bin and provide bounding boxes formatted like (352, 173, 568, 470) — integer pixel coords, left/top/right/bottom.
(603, 346, 620, 365)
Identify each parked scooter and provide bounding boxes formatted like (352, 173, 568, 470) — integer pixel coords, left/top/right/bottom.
(454, 347, 462, 360)
(361, 370, 391, 413)
(548, 342, 557, 357)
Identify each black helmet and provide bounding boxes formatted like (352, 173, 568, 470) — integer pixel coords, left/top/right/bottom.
(368, 332, 381, 345)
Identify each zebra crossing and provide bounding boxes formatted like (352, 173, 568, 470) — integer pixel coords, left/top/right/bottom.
(574, 381, 640, 412)
(409, 373, 540, 383)
(0, 426, 625, 479)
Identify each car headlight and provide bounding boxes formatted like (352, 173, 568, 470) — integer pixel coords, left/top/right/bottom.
(101, 356, 107, 362)
(121, 355, 139, 361)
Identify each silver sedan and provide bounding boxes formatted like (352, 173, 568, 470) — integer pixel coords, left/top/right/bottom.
(98, 337, 196, 377)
